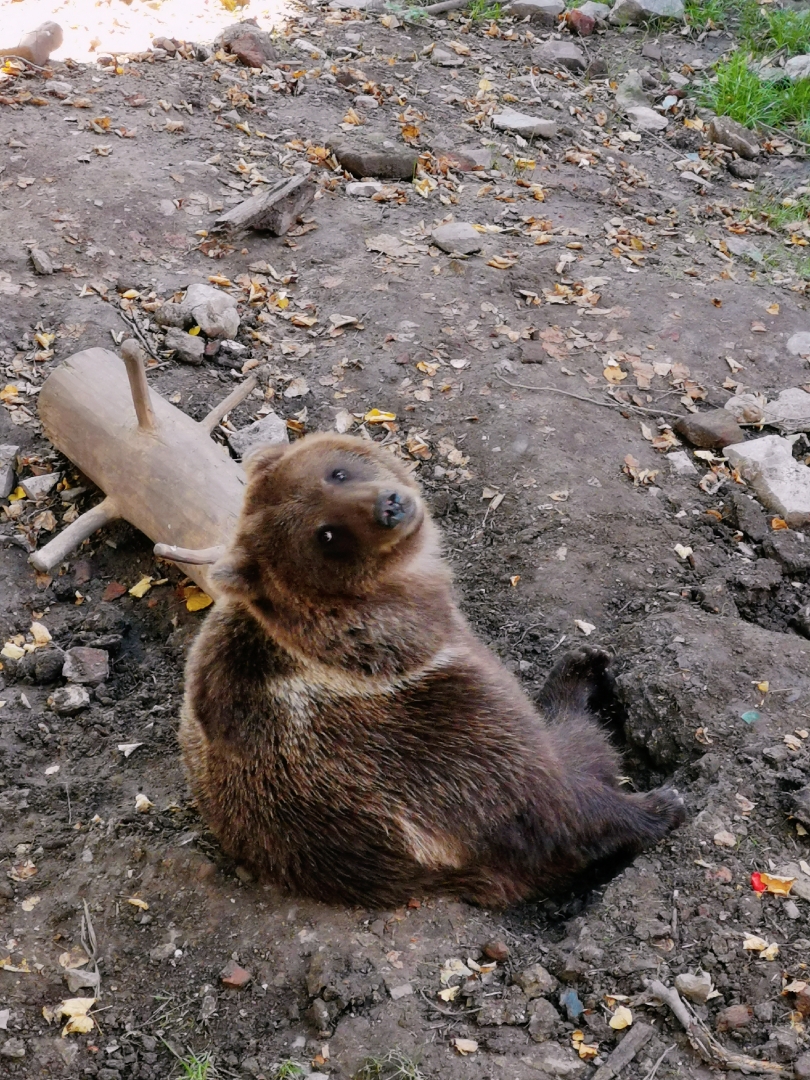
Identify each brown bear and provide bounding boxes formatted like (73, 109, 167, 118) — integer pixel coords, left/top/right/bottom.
(179, 432, 685, 907)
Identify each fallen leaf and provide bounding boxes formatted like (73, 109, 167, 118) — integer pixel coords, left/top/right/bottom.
(610, 1005, 632, 1030)
(21, 895, 41, 912)
(127, 897, 149, 910)
(8, 860, 36, 882)
(575, 620, 595, 636)
(453, 1038, 478, 1055)
(134, 793, 153, 813)
(117, 742, 143, 758)
(128, 575, 153, 598)
(364, 408, 396, 423)
(184, 586, 214, 612)
(674, 544, 693, 560)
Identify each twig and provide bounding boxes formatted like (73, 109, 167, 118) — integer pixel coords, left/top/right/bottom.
(646, 980, 786, 1075)
(418, 988, 481, 1016)
(65, 780, 72, 825)
(495, 371, 682, 418)
(642, 1044, 675, 1080)
(421, 0, 468, 12)
(0, 54, 50, 72)
(117, 308, 161, 362)
(81, 899, 102, 1001)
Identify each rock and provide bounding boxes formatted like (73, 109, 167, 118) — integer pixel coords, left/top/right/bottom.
(674, 410, 745, 449)
(47, 79, 72, 98)
(432, 222, 482, 255)
(346, 181, 383, 197)
(784, 899, 801, 920)
(515, 963, 559, 999)
(331, 141, 419, 180)
(729, 558, 782, 591)
(728, 159, 761, 180)
(216, 20, 277, 68)
(713, 828, 737, 848)
(49, 685, 91, 715)
(777, 862, 810, 901)
(491, 109, 558, 138)
(764, 388, 810, 434)
(220, 959, 252, 988)
(477, 985, 529, 1025)
(725, 235, 763, 262)
(626, 106, 669, 131)
(641, 41, 663, 60)
(520, 341, 548, 364)
(20, 473, 60, 501)
(725, 436, 810, 528)
(354, 95, 379, 110)
(531, 1042, 586, 1077)
(564, 9, 596, 34)
(609, 0, 684, 22)
(432, 47, 465, 67)
(227, 411, 289, 459)
(795, 1054, 810, 1080)
(149, 942, 176, 962)
(763, 529, 810, 573)
(785, 55, 810, 82)
(164, 328, 205, 365)
(724, 392, 765, 424)
(63, 647, 109, 686)
(505, 0, 565, 22)
(532, 40, 587, 72)
(483, 939, 510, 962)
(667, 450, 697, 476)
(675, 972, 713, 1003)
(151, 35, 177, 53)
(586, 57, 609, 78)
(17, 646, 66, 685)
(157, 283, 240, 340)
(528, 997, 562, 1042)
(30, 248, 54, 275)
(308, 998, 331, 1036)
(763, 744, 789, 766)
(0, 444, 19, 499)
(0, 1038, 25, 1059)
(668, 71, 690, 88)
(707, 116, 760, 159)
(729, 491, 768, 542)
(388, 983, 413, 1000)
(787, 332, 810, 359)
(716, 1004, 753, 1031)
(578, 1, 611, 20)
(615, 70, 649, 109)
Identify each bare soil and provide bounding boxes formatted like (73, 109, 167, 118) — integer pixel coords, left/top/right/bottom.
(1, 4, 809, 1079)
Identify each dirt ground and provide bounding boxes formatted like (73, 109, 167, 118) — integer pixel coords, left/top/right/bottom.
(1, 1, 810, 1078)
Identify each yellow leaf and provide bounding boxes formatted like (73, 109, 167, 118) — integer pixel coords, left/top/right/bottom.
(184, 586, 214, 612)
(438, 986, 459, 1001)
(208, 275, 232, 287)
(767, 303, 779, 315)
(30, 622, 52, 645)
(743, 934, 769, 952)
(8, 486, 26, 502)
(188, 325, 202, 336)
(1, 642, 25, 660)
(291, 314, 318, 328)
(610, 1005, 633, 1030)
(479, 78, 493, 91)
(343, 108, 363, 126)
(758, 873, 794, 896)
(55, 997, 95, 1020)
(364, 408, 396, 423)
(757, 680, 769, 693)
(762, 943, 780, 961)
(487, 255, 517, 270)
(0, 384, 20, 403)
(121, 289, 140, 299)
(127, 897, 149, 910)
(35, 332, 55, 348)
(63, 1014, 94, 1036)
(128, 575, 153, 598)
(453, 1038, 478, 1055)
(771, 517, 788, 530)
(603, 366, 627, 383)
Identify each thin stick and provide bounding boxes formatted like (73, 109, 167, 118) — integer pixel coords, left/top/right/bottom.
(154, 543, 225, 565)
(30, 497, 120, 573)
(120, 340, 156, 432)
(421, 0, 469, 12)
(418, 989, 481, 1016)
(495, 372, 682, 418)
(642, 1044, 675, 1080)
(200, 374, 259, 433)
(117, 308, 160, 361)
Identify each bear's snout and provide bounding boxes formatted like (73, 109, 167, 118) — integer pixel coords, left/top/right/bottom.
(374, 491, 407, 529)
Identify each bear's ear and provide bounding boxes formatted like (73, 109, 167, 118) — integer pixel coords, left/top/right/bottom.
(210, 550, 261, 596)
(243, 442, 289, 477)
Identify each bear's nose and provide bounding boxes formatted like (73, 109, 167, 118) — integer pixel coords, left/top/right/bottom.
(374, 491, 406, 529)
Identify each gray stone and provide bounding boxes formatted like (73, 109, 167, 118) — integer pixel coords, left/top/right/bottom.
(432, 47, 465, 67)
(777, 862, 810, 901)
(610, 0, 684, 22)
(491, 109, 558, 138)
(49, 685, 91, 715)
(388, 982, 413, 1000)
(725, 235, 763, 261)
(528, 996, 562, 1042)
(729, 491, 768, 542)
(707, 115, 760, 159)
(675, 971, 713, 1004)
(20, 472, 59, 501)
(763, 388, 810, 435)
(577, 0, 611, 19)
(432, 222, 482, 255)
(354, 94, 379, 110)
(164, 327, 205, 365)
(17, 646, 66, 685)
(30, 248, 54, 275)
(63, 647, 109, 686)
(642, 41, 663, 60)
(728, 159, 761, 180)
(667, 450, 697, 476)
(346, 181, 383, 197)
(674, 410, 744, 449)
(787, 332, 810, 359)
(724, 392, 766, 424)
(331, 141, 419, 180)
(149, 942, 176, 962)
(785, 55, 810, 82)
(726, 436, 810, 527)
(796, 1053, 810, 1080)
(515, 963, 559, 999)
(616, 70, 649, 109)
(0, 444, 19, 499)
(183, 283, 240, 340)
(0, 1038, 25, 1059)
(785, 900, 802, 921)
(228, 411, 289, 459)
(626, 105, 669, 131)
(729, 558, 783, 591)
(532, 40, 587, 73)
(763, 529, 810, 574)
(668, 71, 690, 88)
(505, 0, 564, 22)
(47, 80, 73, 98)
(216, 21, 277, 68)
(477, 984, 529, 1026)
(531, 1043, 586, 1077)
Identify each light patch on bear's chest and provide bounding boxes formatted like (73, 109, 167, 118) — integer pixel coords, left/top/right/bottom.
(267, 644, 465, 728)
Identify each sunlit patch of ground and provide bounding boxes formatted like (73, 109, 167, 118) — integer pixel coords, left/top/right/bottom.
(1, 0, 292, 64)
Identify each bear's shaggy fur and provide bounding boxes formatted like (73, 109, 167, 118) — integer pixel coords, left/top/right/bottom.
(180, 433, 684, 907)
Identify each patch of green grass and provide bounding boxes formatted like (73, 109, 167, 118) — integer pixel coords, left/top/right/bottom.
(272, 1063, 305, 1080)
(758, 8, 810, 53)
(700, 50, 810, 134)
(354, 1050, 427, 1080)
(684, 0, 733, 31)
(467, 0, 503, 19)
(176, 1050, 213, 1080)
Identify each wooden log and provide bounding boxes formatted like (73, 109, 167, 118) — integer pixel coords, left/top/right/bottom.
(213, 175, 316, 237)
(34, 347, 247, 595)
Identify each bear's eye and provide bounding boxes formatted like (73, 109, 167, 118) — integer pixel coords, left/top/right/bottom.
(330, 468, 348, 483)
(317, 526, 334, 546)
(315, 525, 356, 561)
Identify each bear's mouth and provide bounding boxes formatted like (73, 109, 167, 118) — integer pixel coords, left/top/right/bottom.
(373, 490, 423, 544)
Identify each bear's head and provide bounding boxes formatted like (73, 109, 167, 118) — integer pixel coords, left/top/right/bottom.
(214, 433, 438, 602)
